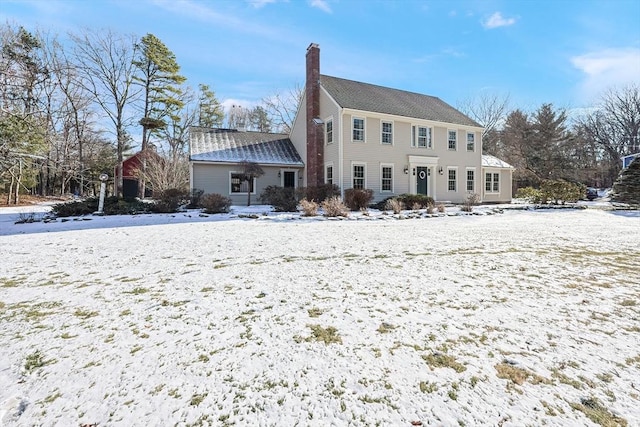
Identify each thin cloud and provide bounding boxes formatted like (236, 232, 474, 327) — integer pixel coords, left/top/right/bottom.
(310, 0, 332, 13)
(482, 12, 517, 29)
(247, 0, 277, 8)
(571, 47, 640, 100)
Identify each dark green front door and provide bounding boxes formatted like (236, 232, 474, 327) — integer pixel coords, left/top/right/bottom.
(417, 167, 428, 195)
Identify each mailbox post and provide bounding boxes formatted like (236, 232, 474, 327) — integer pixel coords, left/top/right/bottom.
(97, 173, 109, 215)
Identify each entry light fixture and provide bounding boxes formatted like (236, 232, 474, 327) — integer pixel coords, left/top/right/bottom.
(438, 166, 444, 175)
(278, 171, 281, 178)
(403, 166, 408, 174)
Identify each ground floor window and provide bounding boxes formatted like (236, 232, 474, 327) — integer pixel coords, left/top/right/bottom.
(485, 172, 500, 192)
(326, 165, 333, 185)
(466, 169, 475, 192)
(353, 164, 365, 189)
(448, 169, 457, 191)
(381, 165, 393, 192)
(231, 173, 253, 193)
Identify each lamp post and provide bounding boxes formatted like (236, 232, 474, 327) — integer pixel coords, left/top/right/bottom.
(97, 173, 109, 215)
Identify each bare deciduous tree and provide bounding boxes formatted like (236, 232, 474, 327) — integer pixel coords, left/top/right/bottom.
(262, 84, 303, 134)
(458, 91, 510, 156)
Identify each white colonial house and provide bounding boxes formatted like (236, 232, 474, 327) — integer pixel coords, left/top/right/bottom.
(189, 43, 513, 205)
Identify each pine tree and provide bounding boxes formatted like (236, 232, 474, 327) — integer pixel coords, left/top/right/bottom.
(197, 84, 224, 128)
(133, 33, 186, 197)
(611, 158, 640, 204)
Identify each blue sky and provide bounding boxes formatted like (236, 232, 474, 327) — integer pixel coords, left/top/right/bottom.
(2, 0, 640, 115)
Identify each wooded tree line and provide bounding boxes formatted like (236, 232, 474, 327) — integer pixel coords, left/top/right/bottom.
(0, 23, 299, 203)
(459, 85, 640, 189)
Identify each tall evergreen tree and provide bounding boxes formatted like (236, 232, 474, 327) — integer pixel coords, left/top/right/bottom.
(133, 33, 185, 197)
(197, 84, 224, 128)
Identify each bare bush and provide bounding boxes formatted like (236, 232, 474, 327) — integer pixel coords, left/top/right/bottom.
(437, 203, 446, 213)
(200, 193, 232, 214)
(385, 198, 404, 214)
(299, 198, 318, 216)
(321, 196, 349, 217)
(461, 193, 480, 212)
(343, 188, 373, 211)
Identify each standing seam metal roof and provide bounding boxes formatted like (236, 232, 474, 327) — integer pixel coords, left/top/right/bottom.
(320, 75, 482, 128)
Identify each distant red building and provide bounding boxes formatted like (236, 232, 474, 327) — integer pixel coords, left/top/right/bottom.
(118, 151, 156, 199)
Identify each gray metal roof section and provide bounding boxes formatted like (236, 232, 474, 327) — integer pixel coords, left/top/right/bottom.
(189, 127, 304, 166)
(482, 154, 514, 169)
(320, 75, 481, 128)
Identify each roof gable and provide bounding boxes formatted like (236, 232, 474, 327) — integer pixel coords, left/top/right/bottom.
(189, 127, 304, 166)
(320, 75, 481, 128)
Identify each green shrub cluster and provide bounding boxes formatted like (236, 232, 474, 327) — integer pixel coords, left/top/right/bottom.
(259, 186, 297, 212)
(187, 189, 204, 209)
(200, 193, 232, 214)
(52, 197, 152, 217)
(343, 188, 374, 211)
(516, 180, 585, 204)
(398, 193, 435, 209)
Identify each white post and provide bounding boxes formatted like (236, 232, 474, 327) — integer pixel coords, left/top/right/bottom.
(97, 173, 108, 214)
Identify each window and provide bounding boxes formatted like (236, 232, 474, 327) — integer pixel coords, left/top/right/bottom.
(448, 130, 457, 150)
(485, 172, 499, 193)
(381, 121, 393, 144)
(326, 119, 333, 144)
(412, 126, 432, 148)
(353, 117, 364, 142)
(326, 165, 333, 185)
(448, 169, 457, 192)
(353, 164, 365, 189)
(381, 165, 393, 192)
(231, 173, 253, 194)
(467, 132, 475, 151)
(466, 169, 475, 192)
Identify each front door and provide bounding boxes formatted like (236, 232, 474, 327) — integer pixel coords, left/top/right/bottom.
(416, 167, 429, 195)
(283, 171, 296, 188)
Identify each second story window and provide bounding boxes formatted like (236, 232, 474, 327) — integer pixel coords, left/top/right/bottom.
(467, 132, 475, 151)
(353, 118, 365, 142)
(326, 119, 333, 144)
(448, 130, 457, 150)
(412, 126, 432, 148)
(382, 121, 393, 144)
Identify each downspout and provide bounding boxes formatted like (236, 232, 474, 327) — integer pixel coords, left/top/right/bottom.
(339, 107, 344, 200)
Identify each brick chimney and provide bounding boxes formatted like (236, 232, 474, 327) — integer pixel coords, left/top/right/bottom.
(306, 43, 324, 187)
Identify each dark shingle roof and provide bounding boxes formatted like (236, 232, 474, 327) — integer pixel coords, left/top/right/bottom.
(189, 127, 304, 166)
(320, 75, 481, 128)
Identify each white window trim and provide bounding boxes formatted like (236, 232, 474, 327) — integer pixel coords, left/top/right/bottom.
(412, 125, 433, 149)
(466, 167, 476, 193)
(448, 129, 457, 151)
(447, 167, 458, 192)
(326, 117, 334, 145)
(467, 132, 476, 152)
(229, 171, 256, 195)
(325, 162, 334, 185)
(380, 163, 394, 193)
(381, 120, 393, 145)
(351, 161, 367, 189)
(485, 171, 500, 194)
(352, 117, 365, 142)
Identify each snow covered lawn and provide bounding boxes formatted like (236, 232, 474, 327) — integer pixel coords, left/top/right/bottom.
(1, 207, 639, 426)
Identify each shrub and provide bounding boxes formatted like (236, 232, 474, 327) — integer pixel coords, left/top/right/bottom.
(515, 186, 543, 203)
(343, 188, 374, 211)
(52, 198, 98, 217)
(397, 193, 434, 209)
(103, 197, 151, 215)
(385, 198, 404, 214)
(151, 188, 189, 213)
(321, 196, 349, 217)
(259, 185, 297, 212)
(187, 189, 205, 209)
(436, 203, 446, 213)
(611, 157, 640, 204)
(201, 193, 232, 214)
(299, 198, 319, 216)
(461, 193, 480, 212)
(296, 184, 340, 203)
(540, 180, 585, 204)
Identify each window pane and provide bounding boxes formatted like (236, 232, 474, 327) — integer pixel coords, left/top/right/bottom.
(448, 169, 456, 191)
(382, 166, 392, 191)
(353, 165, 365, 189)
(326, 120, 333, 144)
(353, 118, 364, 141)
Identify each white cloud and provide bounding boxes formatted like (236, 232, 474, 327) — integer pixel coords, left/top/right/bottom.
(309, 0, 332, 13)
(571, 48, 640, 100)
(482, 12, 516, 29)
(247, 0, 277, 8)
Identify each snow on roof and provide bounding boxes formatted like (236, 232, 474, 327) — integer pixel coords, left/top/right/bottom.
(189, 127, 304, 166)
(482, 154, 513, 169)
